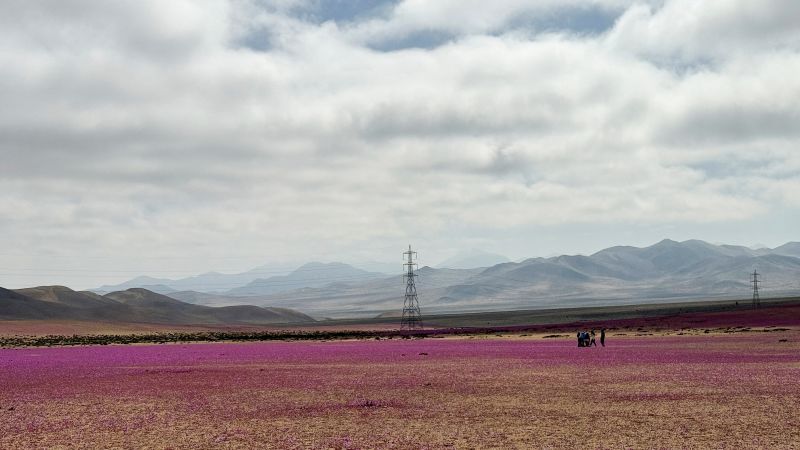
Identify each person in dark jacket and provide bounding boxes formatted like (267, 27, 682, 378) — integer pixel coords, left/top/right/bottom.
(600, 328, 606, 347)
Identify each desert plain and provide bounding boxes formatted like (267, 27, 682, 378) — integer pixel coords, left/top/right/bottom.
(1, 301, 799, 449)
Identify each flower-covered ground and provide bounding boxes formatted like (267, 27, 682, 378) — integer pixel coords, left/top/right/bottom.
(1, 330, 799, 449)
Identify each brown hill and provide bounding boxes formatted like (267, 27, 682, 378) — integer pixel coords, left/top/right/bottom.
(2, 286, 313, 325)
(16, 285, 121, 310)
(0, 287, 74, 320)
(105, 288, 314, 324)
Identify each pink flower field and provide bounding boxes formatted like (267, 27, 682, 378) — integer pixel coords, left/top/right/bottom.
(1, 332, 799, 449)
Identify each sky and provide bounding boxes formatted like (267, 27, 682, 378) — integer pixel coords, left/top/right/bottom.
(1, 0, 799, 289)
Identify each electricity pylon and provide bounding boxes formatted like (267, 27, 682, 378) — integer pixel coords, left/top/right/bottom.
(751, 269, 760, 309)
(400, 245, 423, 330)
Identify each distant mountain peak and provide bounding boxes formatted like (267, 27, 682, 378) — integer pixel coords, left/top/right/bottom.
(773, 242, 800, 257)
(653, 238, 680, 246)
(37, 285, 74, 292)
(225, 261, 383, 297)
(104, 288, 183, 306)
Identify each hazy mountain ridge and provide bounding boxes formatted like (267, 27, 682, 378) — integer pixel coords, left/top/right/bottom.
(227, 266, 485, 317)
(226, 262, 385, 297)
(772, 242, 800, 258)
(79, 240, 800, 318)
(208, 239, 800, 317)
(431, 239, 800, 310)
(94, 262, 383, 295)
(94, 262, 300, 294)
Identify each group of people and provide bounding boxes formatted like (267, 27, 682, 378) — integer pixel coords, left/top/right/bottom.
(577, 328, 605, 347)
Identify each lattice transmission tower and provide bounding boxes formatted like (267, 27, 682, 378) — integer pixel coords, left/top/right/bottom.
(751, 269, 761, 309)
(400, 245, 423, 330)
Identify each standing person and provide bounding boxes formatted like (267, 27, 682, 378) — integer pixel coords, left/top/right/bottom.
(590, 330, 597, 347)
(577, 331, 582, 347)
(600, 328, 606, 347)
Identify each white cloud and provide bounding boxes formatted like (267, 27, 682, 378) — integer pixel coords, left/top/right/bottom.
(0, 0, 798, 287)
(605, 0, 800, 63)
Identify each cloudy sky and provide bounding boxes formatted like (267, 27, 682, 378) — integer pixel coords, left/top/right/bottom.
(2, 0, 799, 289)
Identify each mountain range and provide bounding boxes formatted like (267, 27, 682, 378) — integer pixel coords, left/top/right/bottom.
(93, 261, 302, 294)
(226, 262, 385, 296)
(93, 261, 388, 295)
(0, 286, 313, 324)
(146, 239, 800, 318)
(20, 239, 800, 320)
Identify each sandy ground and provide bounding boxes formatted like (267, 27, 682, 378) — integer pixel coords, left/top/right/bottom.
(1, 330, 798, 449)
